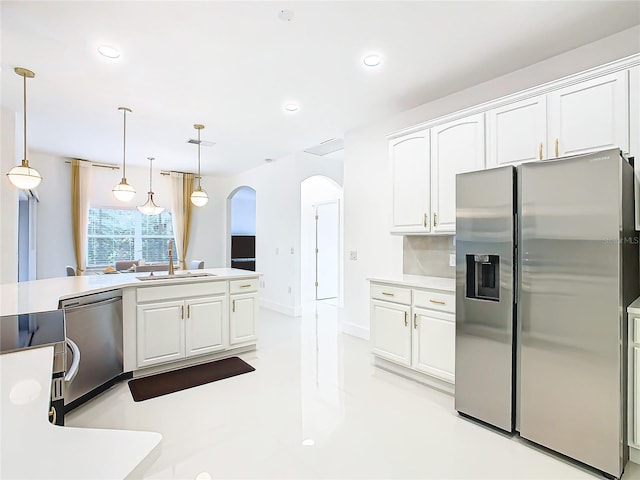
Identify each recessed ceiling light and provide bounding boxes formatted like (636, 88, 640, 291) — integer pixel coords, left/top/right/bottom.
(265, 158, 274, 163)
(301, 438, 315, 446)
(278, 9, 294, 22)
(98, 45, 121, 59)
(363, 54, 382, 67)
(284, 103, 299, 112)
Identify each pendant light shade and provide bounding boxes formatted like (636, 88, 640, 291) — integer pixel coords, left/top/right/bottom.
(137, 157, 164, 215)
(112, 107, 136, 202)
(6, 67, 42, 190)
(190, 124, 209, 207)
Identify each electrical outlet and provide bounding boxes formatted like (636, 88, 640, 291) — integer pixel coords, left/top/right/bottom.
(350, 251, 357, 260)
(287, 286, 292, 294)
(260, 280, 265, 288)
(290, 247, 294, 254)
(275, 248, 279, 255)
(449, 253, 456, 267)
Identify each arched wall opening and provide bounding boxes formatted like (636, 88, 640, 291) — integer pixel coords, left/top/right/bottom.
(227, 186, 256, 271)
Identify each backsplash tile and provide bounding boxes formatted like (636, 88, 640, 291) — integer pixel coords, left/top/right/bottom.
(403, 235, 455, 278)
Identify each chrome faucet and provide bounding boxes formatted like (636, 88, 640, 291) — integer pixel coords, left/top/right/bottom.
(168, 241, 175, 275)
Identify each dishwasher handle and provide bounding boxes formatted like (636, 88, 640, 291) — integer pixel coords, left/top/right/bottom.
(62, 296, 122, 312)
(65, 338, 81, 383)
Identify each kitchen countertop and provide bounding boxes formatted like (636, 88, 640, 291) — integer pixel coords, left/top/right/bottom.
(0, 268, 261, 316)
(628, 296, 640, 314)
(1, 345, 162, 479)
(367, 274, 455, 292)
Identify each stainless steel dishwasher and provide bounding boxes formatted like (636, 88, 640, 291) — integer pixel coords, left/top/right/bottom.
(61, 290, 124, 410)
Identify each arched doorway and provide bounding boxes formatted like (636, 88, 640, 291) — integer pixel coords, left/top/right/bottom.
(300, 176, 343, 305)
(228, 186, 256, 271)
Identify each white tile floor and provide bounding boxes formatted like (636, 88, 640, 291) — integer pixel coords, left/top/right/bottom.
(67, 303, 640, 479)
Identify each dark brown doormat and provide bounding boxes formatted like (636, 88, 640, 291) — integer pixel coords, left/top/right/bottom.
(128, 356, 255, 402)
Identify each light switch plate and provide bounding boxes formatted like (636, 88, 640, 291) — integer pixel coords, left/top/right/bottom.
(350, 251, 357, 261)
(449, 253, 456, 267)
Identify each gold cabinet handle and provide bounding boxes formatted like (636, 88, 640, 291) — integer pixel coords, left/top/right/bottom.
(181, 305, 184, 319)
(232, 299, 236, 312)
(429, 299, 446, 305)
(382, 292, 395, 297)
(433, 212, 438, 227)
(404, 311, 408, 327)
(423, 213, 428, 228)
(554, 138, 559, 158)
(240, 284, 252, 288)
(538, 142, 543, 160)
(49, 406, 57, 424)
(187, 304, 191, 318)
(413, 313, 417, 329)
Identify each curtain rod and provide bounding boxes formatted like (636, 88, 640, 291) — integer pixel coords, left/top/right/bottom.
(64, 160, 119, 170)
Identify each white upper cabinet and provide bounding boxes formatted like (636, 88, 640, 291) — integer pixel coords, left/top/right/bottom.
(431, 113, 485, 234)
(389, 130, 431, 234)
(629, 66, 640, 229)
(486, 95, 547, 166)
(547, 71, 629, 158)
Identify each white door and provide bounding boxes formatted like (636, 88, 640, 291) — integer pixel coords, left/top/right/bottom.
(389, 129, 431, 233)
(547, 70, 629, 158)
(370, 299, 412, 366)
(431, 113, 485, 233)
(136, 300, 185, 368)
(230, 293, 258, 345)
(315, 201, 339, 300)
(412, 307, 455, 383)
(486, 95, 547, 166)
(185, 296, 227, 357)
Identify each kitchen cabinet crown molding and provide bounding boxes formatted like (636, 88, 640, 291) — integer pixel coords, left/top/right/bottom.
(387, 53, 640, 140)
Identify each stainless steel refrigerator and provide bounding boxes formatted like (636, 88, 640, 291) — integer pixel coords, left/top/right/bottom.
(455, 148, 638, 478)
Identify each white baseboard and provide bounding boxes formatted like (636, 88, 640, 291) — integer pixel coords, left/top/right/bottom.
(373, 356, 455, 396)
(630, 446, 640, 464)
(260, 298, 300, 317)
(340, 321, 369, 340)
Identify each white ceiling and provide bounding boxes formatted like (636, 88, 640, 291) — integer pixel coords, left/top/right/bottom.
(1, 1, 639, 176)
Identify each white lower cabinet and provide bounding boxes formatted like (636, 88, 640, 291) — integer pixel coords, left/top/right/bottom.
(134, 278, 259, 370)
(412, 307, 455, 383)
(635, 346, 639, 446)
(137, 300, 185, 367)
(185, 296, 227, 357)
(371, 299, 412, 366)
(230, 293, 258, 345)
(137, 295, 227, 368)
(370, 281, 455, 386)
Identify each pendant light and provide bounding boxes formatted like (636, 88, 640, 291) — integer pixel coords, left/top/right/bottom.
(190, 124, 209, 207)
(137, 157, 164, 215)
(112, 107, 136, 201)
(6, 67, 42, 190)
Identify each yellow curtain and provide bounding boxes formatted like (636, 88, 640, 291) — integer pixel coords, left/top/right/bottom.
(170, 172, 195, 269)
(71, 159, 91, 275)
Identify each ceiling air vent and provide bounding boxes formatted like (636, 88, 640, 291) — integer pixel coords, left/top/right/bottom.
(186, 139, 215, 147)
(304, 138, 344, 156)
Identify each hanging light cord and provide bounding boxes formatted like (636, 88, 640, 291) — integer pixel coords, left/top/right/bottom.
(149, 158, 153, 192)
(22, 72, 27, 164)
(122, 109, 127, 178)
(197, 128, 202, 188)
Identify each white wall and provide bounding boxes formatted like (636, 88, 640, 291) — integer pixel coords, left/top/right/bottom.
(226, 152, 343, 316)
(0, 107, 18, 284)
(343, 26, 640, 340)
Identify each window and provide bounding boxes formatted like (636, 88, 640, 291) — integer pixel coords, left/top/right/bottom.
(87, 208, 176, 266)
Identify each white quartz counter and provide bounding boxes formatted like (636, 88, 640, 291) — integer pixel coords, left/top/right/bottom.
(0, 268, 261, 316)
(367, 274, 455, 292)
(628, 296, 640, 314)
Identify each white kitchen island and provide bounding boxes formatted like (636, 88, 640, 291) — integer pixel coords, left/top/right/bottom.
(1, 268, 262, 376)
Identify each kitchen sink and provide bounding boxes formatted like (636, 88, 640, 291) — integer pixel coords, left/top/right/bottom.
(136, 272, 216, 281)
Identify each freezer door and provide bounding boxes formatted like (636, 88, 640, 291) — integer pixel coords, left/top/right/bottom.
(455, 165, 515, 432)
(518, 150, 626, 477)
